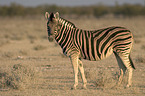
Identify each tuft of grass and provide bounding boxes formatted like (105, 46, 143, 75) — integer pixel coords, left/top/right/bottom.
(40, 35, 47, 40)
(33, 45, 47, 51)
(27, 35, 37, 40)
(10, 34, 24, 40)
(141, 45, 145, 50)
(95, 70, 117, 88)
(84, 71, 92, 79)
(136, 56, 145, 63)
(0, 39, 10, 47)
(28, 35, 37, 44)
(19, 50, 28, 55)
(134, 39, 141, 44)
(0, 64, 41, 90)
(0, 71, 8, 89)
(2, 52, 14, 58)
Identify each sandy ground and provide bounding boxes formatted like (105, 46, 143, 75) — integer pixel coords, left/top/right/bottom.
(0, 16, 145, 96)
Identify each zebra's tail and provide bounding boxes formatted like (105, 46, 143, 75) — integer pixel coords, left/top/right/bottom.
(129, 55, 135, 69)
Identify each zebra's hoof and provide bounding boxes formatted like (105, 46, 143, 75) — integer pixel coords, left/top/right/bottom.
(82, 85, 87, 90)
(126, 84, 131, 88)
(82, 87, 87, 90)
(71, 86, 77, 90)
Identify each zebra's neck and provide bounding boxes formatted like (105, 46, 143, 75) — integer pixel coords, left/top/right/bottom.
(54, 17, 77, 53)
(58, 17, 76, 28)
(55, 17, 76, 40)
(54, 17, 76, 38)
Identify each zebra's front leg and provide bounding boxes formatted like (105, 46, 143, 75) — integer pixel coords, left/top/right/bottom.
(70, 54, 79, 90)
(78, 59, 87, 89)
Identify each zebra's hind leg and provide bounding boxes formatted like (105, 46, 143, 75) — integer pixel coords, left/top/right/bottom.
(78, 59, 87, 89)
(114, 52, 135, 87)
(114, 52, 127, 86)
(121, 55, 134, 87)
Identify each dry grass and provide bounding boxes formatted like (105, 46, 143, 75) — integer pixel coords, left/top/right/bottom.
(19, 50, 28, 56)
(0, 39, 10, 47)
(33, 45, 47, 51)
(0, 64, 41, 90)
(141, 45, 145, 50)
(136, 56, 145, 63)
(0, 16, 145, 95)
(2, 52, 14, 58)
(95, 70, 117, 88)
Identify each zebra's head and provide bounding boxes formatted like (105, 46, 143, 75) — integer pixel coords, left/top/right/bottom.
(45, 12, 60, 42)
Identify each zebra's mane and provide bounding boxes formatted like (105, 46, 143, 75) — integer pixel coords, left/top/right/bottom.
(59, 17, 76, 28)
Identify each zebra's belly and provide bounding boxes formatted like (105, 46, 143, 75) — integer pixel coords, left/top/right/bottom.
(100, 48, 113, 60)
(80, 47, 113, 61)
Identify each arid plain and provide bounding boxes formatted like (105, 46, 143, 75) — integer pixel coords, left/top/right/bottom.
(0, 16, 145, 96)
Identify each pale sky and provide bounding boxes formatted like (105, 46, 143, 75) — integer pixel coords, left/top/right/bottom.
(0, 0, 144, 6)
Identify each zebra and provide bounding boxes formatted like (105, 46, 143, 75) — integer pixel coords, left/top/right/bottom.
(45, 12, 135, 89)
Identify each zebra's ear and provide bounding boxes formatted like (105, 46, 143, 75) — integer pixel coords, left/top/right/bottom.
(45, 12, 50, 19)
(54, 12, 59, 20)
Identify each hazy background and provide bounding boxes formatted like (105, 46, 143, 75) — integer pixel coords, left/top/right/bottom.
(0, 0, 145, 17)
(0, 0, 145, 6)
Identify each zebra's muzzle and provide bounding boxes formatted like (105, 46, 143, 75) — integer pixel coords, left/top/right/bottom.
(48, 36, 54, 42)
